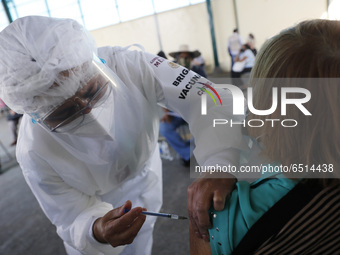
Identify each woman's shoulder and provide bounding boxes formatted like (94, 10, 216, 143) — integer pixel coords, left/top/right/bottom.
(235, 170, 299, 217)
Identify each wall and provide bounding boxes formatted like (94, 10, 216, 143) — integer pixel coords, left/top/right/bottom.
(90, 3, 216, 72)
(235, 0, 326, 51)
(90, 0, 328, 74)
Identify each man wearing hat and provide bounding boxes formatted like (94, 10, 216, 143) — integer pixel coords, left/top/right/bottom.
(169, 44, 207, 78)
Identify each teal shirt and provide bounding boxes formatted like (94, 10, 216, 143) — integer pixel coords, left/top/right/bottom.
(208, 172, 299, 255)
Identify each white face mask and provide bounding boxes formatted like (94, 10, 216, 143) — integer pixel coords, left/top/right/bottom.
(64, 97, 114, 139)
(50, 66, 159, 183)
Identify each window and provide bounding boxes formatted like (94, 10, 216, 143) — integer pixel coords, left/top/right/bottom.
(1, 0, 207, 31)
(189, 0, 205, 4)
(14, 0, 48, 17)
(152, 0, 190, 13)
(116, 0, 154, 22)
(81, 0, 120, 30)
(0, 4, 8, 31)
(48, 0, 82, 24)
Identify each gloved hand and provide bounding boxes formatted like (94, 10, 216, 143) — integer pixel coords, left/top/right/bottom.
(187, 173, 236, 242)
(92, 200, 146, 247)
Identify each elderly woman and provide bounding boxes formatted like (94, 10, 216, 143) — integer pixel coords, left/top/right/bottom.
(190, 19, 340, 255)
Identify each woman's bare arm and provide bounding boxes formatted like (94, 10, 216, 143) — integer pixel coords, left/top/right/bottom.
(190, 221, 212, 255)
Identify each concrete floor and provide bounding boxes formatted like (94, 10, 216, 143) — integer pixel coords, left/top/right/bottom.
(0, 114, 194, 255)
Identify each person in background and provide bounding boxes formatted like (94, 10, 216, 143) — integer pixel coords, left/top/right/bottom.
(159, 46, 208, 166)
(192, 50, 208, 79)
(227, 28, 244, 70)
(156, 50, 167, 59)
(0, 98, 7, 116)
(231, 43, 255, 89)
(190, 19, 340, 255)
(169, 44, 207, 78)
(247, 33, 257, 56)
(0, 16, 246, 255)
(159, 107, 191, 166)
(7, 109, 23, 146)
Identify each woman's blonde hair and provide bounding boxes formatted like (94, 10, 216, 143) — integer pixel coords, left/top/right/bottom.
(248, 19, 340, 184)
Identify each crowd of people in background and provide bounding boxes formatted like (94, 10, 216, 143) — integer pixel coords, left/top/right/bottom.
(157, 35, 256, 164)
(156, 35, 259, 164)
(227, 28, 257, 89)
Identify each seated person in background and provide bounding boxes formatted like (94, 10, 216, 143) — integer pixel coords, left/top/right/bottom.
(159, 108, 191, 166)
(190, 19, 340, 255)
(169, 44, 207, 78)
(231, 43, 255, 89)
(247, 33, 257, 56)
(159, 45, 208, 166)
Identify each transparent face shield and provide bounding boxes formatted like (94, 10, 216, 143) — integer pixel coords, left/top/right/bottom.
(30, 51, 160, 183)
(32, 55, 116, 133)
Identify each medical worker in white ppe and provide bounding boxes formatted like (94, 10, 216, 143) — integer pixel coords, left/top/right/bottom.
(0, 16, 247, 255)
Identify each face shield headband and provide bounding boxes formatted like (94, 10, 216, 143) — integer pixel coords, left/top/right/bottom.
(31, 55, 118, 133)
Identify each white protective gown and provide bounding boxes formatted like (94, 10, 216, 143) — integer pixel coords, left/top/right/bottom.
(16, 45, 247, 255)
